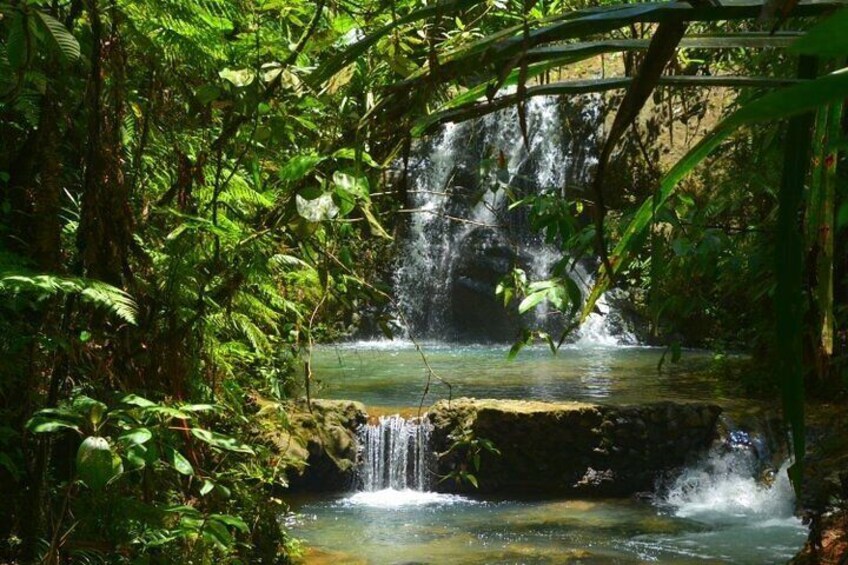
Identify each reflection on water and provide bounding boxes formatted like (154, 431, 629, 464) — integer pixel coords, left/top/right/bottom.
(310, 341, 749, 410)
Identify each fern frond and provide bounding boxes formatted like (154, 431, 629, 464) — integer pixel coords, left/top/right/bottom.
(0, 272, 138, 325)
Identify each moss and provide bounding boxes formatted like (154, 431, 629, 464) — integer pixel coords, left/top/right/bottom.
(257, 397, 367, 492)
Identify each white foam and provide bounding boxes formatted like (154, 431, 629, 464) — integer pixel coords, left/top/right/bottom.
(663, 450, 799, 525)
(341, 489, 472, 508)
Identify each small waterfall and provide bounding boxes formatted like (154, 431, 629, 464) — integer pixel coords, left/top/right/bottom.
(358, 415, 433, 492)
(658, 424, 797, 523)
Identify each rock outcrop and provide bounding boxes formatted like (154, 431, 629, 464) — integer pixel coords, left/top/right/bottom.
(264, 399, 366, 491)
(429, 398, 721, 496)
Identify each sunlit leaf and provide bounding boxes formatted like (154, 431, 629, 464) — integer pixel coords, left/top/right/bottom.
(77, 436, 122, 490)
(191, 428, 254, 454)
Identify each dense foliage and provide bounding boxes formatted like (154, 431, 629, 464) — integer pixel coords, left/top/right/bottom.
(1, 0, 847, 561)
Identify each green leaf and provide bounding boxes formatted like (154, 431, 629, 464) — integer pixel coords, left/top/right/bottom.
(790, 9, 848, 58)
(196, 85, 222, 104)
(200, 479, 215, 496)
(143, 405, 193, 420)
(190, 428, 255, 454)
(118, 427, 153, 446)
(332, 148, 380, 168)
(125, 444, 147, 470)
(73, 395, 108, 427)
(219, 67, 255, 87)
(77, 436, 122, 490)
(35, 11, 80, 61)
(279, 154, 325, 183)
(26, 415, 81, 435)
(121, 394, 156, 408)
(332, 171, 370, 202)
(508, 329, 533, 361)
(166, 446, 194, 475)
(7, 12, 29, 70)
(202, 520, 233, 550)
(518, 290, 548, 314)
(333, 186, 356, 216)
(210, 514, 249, 532)
(837, 200, 848, 231)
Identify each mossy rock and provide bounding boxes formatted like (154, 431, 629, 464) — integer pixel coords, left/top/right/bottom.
(428, 398, 721, 496)
(257, 397, 367, 492)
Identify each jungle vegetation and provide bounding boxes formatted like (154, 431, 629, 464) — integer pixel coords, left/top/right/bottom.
(1, 0, 847, 561)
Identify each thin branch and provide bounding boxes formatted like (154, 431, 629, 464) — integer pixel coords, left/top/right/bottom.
(315, 247, 453, 415)
(395, 208, 501, 228)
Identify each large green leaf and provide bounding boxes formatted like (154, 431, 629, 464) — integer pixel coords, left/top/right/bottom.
(592, 17, 688, 273)
(27, 415, 81, 434)
(774, 57, 817, 493)
(72, 395, 108, 427)
(790, 8, 848, 57)
(77, 436, 123, 490)
(166, 446, 194, 475)
(6, 12, 29, 70)
(118, 427, 153, 446)
(279, 154, 325, 183)
(35, 11, 81, 61)
(121, 394, 156, 408)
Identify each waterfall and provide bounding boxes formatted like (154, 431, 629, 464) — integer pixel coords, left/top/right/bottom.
(358, 415, 433, 492)
(392, 94, 634, 344)
(658, 423, 797, 523)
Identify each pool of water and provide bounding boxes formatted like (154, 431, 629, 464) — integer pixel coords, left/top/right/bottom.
(292, 457, 806, 564)
(310, 341, 755, 412)
(294, 341, 805, 563)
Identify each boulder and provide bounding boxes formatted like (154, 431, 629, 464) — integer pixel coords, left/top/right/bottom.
(268, 399, 367, 491)
(428, 398, 721, 496)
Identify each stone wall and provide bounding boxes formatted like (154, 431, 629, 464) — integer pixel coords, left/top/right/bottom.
(429, 398, 721, 496)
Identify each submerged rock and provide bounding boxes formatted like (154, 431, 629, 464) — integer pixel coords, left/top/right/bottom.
(429, 398, 721, 496)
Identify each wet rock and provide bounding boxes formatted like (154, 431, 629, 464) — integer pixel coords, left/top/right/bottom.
(274, 399, 367, 492)
(429, 398, 721, 496)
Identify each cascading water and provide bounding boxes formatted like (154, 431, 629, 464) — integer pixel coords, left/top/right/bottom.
(659, 426, 796, 522)
(300, 416, 807, 561)
(347, 415, 465, 507)
(358, 415, 433, 492)
(393, 94, 635, 344)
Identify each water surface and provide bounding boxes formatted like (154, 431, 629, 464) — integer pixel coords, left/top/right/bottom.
(311, 341, 754, 412)
(296, 341, 804, 563)
(293, 466, 805, 564)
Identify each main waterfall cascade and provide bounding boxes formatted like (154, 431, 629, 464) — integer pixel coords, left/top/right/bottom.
(392, 94, 636, 344)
